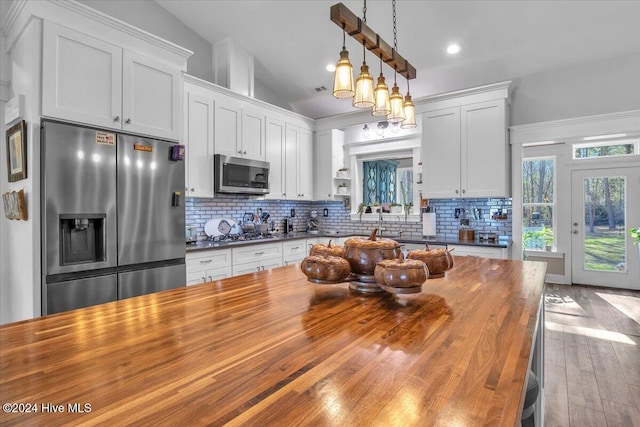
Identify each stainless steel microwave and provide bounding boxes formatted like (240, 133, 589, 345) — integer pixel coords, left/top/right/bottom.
(214, 154, 270, 195)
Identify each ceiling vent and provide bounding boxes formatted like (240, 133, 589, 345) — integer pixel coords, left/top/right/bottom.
(314, 86, 328, 93)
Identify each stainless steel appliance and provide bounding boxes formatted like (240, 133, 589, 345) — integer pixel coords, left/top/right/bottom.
(307, 210, 320, 234)
(284, 217, 294, 234)
(41, 120, 186, 315)
(214, 154, 269, 194)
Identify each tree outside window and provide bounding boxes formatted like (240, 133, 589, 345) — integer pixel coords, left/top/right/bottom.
(523, 157, 555, 250)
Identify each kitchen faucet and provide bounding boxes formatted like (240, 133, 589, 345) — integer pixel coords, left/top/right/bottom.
(378, 210, 386, 236)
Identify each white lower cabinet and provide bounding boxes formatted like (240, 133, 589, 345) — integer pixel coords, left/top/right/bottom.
(448, 245, 510, 259)
(186, 249, 232, 285)
(232, 242, 283, 275)
(283, 240, 307, 265)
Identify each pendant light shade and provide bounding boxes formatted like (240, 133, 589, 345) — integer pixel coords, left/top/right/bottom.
(401, 92, 416, 128)
(333, 47, 355, 99)
(353, 63, 375, 108)
(372, 74, 390, 116)
(387, 82, 405, 123)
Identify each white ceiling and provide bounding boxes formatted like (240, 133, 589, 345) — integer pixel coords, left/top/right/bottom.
(156, 0, 640, 119)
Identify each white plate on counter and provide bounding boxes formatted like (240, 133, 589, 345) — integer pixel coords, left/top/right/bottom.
(204, 218, 241, 237)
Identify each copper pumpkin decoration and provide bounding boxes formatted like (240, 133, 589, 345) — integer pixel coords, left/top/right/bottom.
(300, 255, 351, 284)
(309, 240, 345, 258)
(374, 255, 429, 294)
(407, 243, 454, 278)
(343, 228, 401, 277)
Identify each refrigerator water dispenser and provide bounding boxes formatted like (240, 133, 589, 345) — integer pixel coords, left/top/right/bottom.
(59, 214, 106, 265)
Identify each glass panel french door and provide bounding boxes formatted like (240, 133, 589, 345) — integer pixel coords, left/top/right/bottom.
(571, 167, 640, 289)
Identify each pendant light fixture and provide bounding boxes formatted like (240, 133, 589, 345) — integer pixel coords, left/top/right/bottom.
(353, 47, 374, 108)
(372, 55, 390, 116)
(332, 23, 354, 99)
(353, 1, 374, 108)
(401, 75, 417, 128)
(330, 2, 416, 115)
(387, 1, 405, 123)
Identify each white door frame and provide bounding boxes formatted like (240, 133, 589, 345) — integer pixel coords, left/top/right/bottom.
(570, 166, 640, 289)
(510, 110, 640, 285)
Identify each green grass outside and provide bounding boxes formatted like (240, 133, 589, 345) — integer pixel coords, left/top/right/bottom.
(583, 228, 626, 271)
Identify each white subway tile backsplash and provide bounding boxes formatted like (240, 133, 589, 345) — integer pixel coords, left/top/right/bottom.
(185, 194, 512, 241)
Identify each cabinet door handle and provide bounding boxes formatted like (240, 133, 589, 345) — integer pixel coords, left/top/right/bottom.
(254, 251, 264, 255)
(113, 116, 120, 123)
(462, 189, 466, 194)
(125, 118, 131, 124)
(208, 275, 212, 281)
(282, 193, 286, 197)
(243, 150, 247, 155)
(200, 259, 213, 263)
(292, 246, 299, 250)
(261, 266, 265, 270)
(201, 276, 206, 283)
(455, 190, 459, 194)
(256, 266, 260, 271)
(238, 150, 243, 154)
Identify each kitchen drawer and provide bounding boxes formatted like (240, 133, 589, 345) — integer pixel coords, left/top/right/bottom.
(283, 240, 306, 259)
(232, 242, 282, 264)
(232, 259, 282, 276)
(186, 267, 232, 286)
(448, 245, 507, 259)
(186, 249, 232, 274)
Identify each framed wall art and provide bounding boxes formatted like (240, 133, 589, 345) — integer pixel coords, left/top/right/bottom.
(6, 120, 27, 182)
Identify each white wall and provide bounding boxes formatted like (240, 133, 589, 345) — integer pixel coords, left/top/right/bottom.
(0, 28, 9, 324)
(77, 0, 213, 82)
(511, 52, 640, 126)
(1, 18, 43, 323)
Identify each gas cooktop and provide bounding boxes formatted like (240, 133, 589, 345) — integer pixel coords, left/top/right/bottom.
(208, 233, 274, 243)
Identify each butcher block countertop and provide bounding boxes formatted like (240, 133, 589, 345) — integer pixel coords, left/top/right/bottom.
(0, 257, 546, 426)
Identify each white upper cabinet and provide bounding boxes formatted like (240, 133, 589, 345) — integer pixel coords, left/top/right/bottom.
(122, 50, 181, 140)
(242, 109, 266, 160)
(284, 124, 313, 200)
(214, 100, 242, 157)
(460, 100, 508, 197)
(42, 22, 122, 130)
(422, 108, 461, 198)
(213, 98, 266, 161)
(265, 117, 285, 200)
(285, 124, 299, 200)
(422, 83, 510, 198)
(298, 128, 313, 200)
(42, 21, 182, 141)
(184, 89, 215, 198)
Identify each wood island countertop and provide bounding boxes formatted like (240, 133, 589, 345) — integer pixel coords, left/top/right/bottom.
(0, 257, 546, 426)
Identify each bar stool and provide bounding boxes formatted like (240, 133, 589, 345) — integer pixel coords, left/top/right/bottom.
(521, 370, 539, 427)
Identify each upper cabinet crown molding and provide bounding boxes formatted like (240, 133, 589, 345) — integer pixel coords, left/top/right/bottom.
(415, 81, 512, 113)
(4, 0, 192, 69)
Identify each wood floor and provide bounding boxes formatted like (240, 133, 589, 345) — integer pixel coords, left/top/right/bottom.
(544, 284, 640, 427)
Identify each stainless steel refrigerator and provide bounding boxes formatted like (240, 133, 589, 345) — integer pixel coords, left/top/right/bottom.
(41, 120, 186, 315)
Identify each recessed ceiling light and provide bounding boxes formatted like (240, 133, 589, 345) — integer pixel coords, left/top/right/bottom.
(446, 43, 461, 55)
(326, 64, 336, 72)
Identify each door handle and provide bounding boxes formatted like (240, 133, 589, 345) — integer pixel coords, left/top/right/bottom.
(125, 118, 131, 124)
(113, 116, 120, 122)
(573, 222, 579, 226)
(573, 230, 579, 234)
